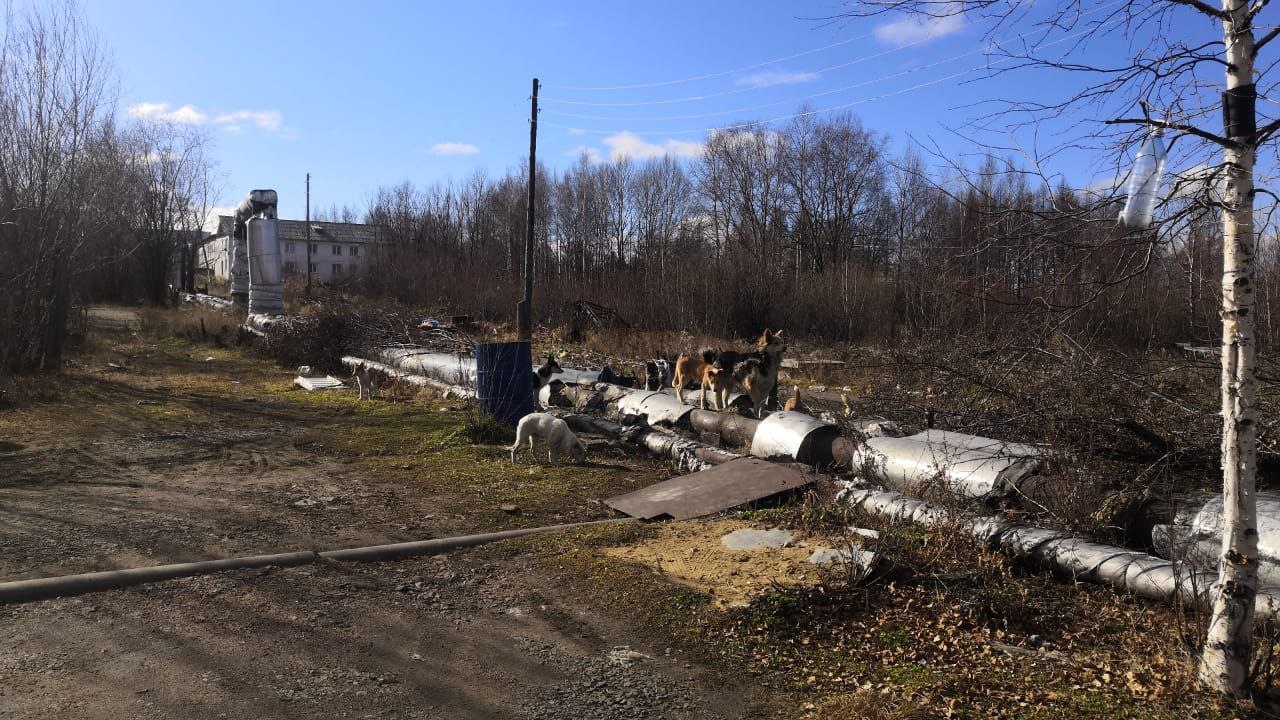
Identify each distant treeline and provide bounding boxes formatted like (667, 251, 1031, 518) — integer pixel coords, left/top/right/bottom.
(362, 113, 1270, 349)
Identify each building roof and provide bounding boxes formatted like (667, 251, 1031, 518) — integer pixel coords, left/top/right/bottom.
(214, 216, 381, 245)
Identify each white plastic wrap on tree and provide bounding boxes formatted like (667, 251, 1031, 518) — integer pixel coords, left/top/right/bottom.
(247, 218, 283, 315)
(851, 431, 1041, 501)
(1118, 128, 1167, 229)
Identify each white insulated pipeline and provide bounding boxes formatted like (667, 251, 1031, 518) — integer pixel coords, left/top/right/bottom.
(0, 519, 633, 605)
(839, 485, 1280, 619)
(340, 356, 477, 398)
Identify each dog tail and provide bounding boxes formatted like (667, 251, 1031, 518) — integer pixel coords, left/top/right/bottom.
(700, 347, 717, 364)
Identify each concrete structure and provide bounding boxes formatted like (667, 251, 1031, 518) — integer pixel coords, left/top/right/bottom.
(204, 217, 381, 285)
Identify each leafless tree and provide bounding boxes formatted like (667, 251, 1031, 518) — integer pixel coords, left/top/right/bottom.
(0, 0, 116, 375)
(841, 0, 1274, 696)
(128, 120, 214, 304)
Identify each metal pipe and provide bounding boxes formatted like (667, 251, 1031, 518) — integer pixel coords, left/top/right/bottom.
(0, 551, 318, 604)
(0, 519, 630, 605)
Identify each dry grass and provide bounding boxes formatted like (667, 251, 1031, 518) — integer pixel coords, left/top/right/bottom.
(137, 305, 238, 345)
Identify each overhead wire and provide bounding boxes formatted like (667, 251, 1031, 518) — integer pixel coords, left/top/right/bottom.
(539, 15, 1120, 139)
(539, 34, 943, 107)
(542, 44, 991, 122)
(542, 29, 880, 92)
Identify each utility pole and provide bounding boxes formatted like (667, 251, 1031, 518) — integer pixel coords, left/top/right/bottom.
(517, 78, 539, 341)
(305, 173, 312, 298)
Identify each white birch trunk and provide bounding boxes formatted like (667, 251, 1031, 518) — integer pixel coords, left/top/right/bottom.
(1199, 1, 1261, 695)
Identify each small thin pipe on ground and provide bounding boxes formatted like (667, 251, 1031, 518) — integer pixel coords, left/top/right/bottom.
(0, 519, 631, 605)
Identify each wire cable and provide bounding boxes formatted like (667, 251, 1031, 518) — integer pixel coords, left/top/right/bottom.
(540, 34, 943, 107)
(544, 29, 879, 92)
(539, 18, 1115, 138)
(543, 44, 989, 122)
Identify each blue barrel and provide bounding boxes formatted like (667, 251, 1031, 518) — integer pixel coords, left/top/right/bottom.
(475, 341, 534, 426)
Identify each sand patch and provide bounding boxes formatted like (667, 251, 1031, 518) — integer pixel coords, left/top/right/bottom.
(604, 519, 871, 607)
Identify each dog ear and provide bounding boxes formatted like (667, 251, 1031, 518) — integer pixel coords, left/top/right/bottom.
(773, 329, 784, 339)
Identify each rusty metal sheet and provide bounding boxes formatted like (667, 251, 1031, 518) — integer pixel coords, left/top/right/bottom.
(605, 458, 814, 520)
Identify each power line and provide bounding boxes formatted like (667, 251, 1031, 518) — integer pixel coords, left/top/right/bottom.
(543, 44, 989, 122)
(544, 69, 982, 137)
(540, 35, 940, 107)
(540, 19, 1115, 139)
(543, 30, 879, 92)
(543, 0, 1125, 110)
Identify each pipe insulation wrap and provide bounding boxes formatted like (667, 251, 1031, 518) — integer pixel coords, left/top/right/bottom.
(839, 485, 1280, 618)
(247, 217, 284, 315)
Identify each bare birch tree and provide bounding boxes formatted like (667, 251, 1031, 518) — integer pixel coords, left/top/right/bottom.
(841, 0, 1275, 696)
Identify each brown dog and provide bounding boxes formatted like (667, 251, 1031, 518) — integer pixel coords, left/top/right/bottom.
(783, 386, 808, 413)
(673, 348, 740, 410)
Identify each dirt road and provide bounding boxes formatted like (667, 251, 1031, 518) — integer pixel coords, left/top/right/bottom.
(0, 327, 779, 719)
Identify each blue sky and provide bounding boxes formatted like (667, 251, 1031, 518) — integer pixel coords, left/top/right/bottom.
(78, 0, 1222, 224)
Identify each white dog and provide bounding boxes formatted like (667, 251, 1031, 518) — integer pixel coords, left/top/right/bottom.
(509, 412, 587, 465)
(352, 361, 385, 401)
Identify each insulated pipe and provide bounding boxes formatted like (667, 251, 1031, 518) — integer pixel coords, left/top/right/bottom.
(341, 356, 477, 398)
(553, 412, 742, 471)
(839, 485, 1280, 619)
(0, 519, 631, 605)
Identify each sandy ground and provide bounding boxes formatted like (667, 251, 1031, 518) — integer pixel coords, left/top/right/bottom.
(0, 313, 783, 719)
(605, 519, 870, 607)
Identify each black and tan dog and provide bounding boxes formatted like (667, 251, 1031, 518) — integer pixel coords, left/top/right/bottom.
(730, 329, 786, 417)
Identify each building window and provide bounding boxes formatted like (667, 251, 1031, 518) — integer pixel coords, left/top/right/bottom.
(332, 244, 341, 255)
(350, 245, 360, 257)
(348, 264, 358, 274)
(284, 261, 298, 273)
(309, 243, 317, 253)
(332, 263, 343, 275)
(309, 263, 317, 273)
(285, 242, 296, 253)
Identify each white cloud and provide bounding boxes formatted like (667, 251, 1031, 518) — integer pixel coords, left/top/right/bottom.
(566, 145, 602, 164)
(429, 142, 480, 156)
(139, 149, 178, 165)
(602, 132, 703, 161)
(566, 127, 586, 136)
(874, 10, 966, 47)
(203, 206, 237, 233)
(126, 102, 207, 124)
(736, 70, 821, 88)
(214, 110, 284, 133)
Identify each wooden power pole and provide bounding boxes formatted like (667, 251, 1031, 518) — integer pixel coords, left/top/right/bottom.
(305, 173, 313, 298)
(517, 78, 539, 341)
